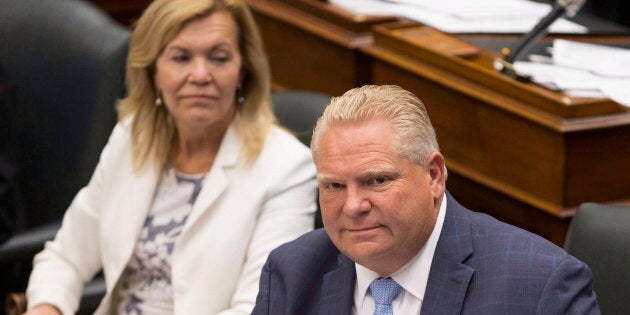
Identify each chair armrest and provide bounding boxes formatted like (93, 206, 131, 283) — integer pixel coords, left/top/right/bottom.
(3, 277, 106, 315)
(1, 221, 105, 314)
(4, 275, 107, 315)
(80, 277, 106, 313)
(5, 292, 26, 315)
(0, 221, 60, 264)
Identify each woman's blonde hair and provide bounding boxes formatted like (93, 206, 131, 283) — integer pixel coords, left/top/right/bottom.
(311, 85, 440, 165)
(117, 0, 274, 171)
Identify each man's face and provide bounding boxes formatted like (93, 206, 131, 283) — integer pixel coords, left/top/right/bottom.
(316, 119, 445, 275)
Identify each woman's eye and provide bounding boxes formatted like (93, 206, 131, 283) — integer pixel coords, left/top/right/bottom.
(171, 55, 189, 63)
(211, 55, 230, 64)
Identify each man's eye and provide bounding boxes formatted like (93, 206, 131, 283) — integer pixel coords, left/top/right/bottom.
(370, 177, 388, 185)
(328, 183, 343, 190)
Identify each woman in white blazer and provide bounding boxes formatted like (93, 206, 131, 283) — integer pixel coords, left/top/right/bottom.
(24, 1, 317, 314)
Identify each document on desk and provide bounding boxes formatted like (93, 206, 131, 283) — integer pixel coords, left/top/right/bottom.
(514, 40, 630, 106)
(552, 40, 630, 77)
(329, 0, 587, 34)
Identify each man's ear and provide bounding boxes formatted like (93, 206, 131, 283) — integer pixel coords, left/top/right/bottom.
(425, 152, 446, 200)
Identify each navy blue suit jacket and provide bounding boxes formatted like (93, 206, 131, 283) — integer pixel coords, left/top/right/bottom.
(252, 192, 600, 314)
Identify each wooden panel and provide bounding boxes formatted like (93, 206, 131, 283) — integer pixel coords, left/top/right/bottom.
(252, 6, 364, 95)
(447, 173, 570, 245)
(246, 0, 392, 95)
(565, 126, 630, 205)
(90, 0, 150, 25)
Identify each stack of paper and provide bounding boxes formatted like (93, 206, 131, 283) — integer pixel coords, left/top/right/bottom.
(514, 39, 630, 107)
(329, 0, 587, 34)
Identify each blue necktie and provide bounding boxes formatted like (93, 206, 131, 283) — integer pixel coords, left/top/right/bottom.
(369, 277, 401, 315)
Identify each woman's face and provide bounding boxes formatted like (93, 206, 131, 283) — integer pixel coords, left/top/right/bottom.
(154, 11, 242, 132)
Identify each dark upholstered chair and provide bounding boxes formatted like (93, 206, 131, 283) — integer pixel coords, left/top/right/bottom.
(272, 90, 331, 148)
(0, 0, 129, 313)
(564, 203, 630, 315)
(272, 90, 330, 229)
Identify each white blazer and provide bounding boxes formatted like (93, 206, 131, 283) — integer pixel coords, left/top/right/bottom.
(26, 121, 317, 315)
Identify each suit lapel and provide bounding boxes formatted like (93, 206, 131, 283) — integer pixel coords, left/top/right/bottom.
(421, 192, 474, 315)
(319, 254, 356, 315)
(105, 157, 159, 291)
(183, 125, 240, 232)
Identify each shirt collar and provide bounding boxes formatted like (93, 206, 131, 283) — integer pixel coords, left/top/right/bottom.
(355, 193, 447, 304)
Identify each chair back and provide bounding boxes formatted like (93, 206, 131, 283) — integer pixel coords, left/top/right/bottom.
(564, 202, 630, 315)
(272, 90, 330, 229)
(0, 0, 129, 305)
(272, 90, 330, 147)
(0, 0, 129, 228)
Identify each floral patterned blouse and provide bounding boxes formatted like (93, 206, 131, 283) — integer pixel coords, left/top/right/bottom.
(117, 166, 206, 315)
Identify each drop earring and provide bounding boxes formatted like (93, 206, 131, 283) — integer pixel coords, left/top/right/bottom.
(236, 87, 245, 104)
(155, 90, 162, 106)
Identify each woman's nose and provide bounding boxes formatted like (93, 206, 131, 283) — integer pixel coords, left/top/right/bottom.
(188, 59, 212, 84)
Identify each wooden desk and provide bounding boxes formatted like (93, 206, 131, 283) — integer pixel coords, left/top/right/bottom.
(249, 0, 630, 245)
(246, 0, 394, 94)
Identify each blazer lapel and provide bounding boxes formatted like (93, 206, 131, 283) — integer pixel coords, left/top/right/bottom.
(318, 254, 356, 315)
(104, 158, 159, 292)
(183, 125, 240, 232)
(421, 192, 474, 315)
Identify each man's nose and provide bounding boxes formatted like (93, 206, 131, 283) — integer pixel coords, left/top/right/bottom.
(342, 186, 371, 217)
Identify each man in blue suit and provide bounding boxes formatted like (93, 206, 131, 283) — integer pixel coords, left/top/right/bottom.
(252, 85, 599, 315)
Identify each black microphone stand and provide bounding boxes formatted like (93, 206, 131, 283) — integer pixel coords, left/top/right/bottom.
(495, 0, 586, 81)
